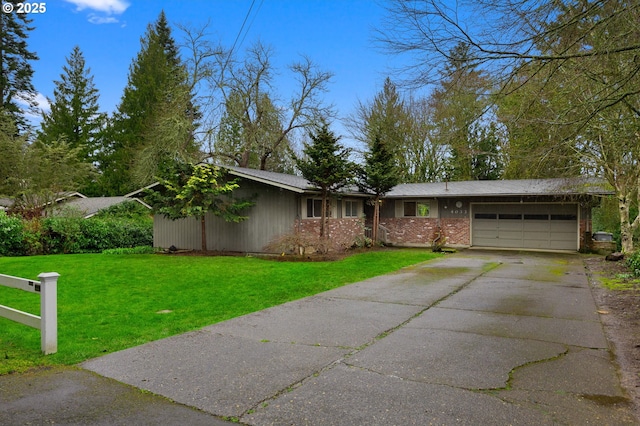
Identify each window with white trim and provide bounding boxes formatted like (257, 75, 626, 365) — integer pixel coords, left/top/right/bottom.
(306, 198, 323, 218)
(344, 200, 359, 217)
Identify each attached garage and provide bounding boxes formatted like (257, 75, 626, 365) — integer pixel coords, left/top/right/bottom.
(382, 177, 612, 252)
(472, 203, 579, 250)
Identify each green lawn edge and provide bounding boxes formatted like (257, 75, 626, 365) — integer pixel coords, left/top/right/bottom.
(0, 248, 441, 374)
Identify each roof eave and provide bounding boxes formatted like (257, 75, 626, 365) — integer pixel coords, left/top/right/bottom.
(227, 169, 309, 193)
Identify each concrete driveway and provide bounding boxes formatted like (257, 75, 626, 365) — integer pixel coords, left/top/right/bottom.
(3, 250, 638, 425)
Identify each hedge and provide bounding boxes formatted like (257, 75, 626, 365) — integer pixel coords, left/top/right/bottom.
(0, 211, 153, 256)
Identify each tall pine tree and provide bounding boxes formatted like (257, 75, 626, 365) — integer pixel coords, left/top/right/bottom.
(0, 4, 38, 133)
(39, 46, 105, 166)
(358, 133, 399, 243)
(102, 10, 198, 195)
(294, 124, 355, 239)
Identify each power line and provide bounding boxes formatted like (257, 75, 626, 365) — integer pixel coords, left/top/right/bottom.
(222, 0, 262, 74)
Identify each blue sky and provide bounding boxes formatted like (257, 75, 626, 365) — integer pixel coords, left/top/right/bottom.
(25, 0, 406, 145)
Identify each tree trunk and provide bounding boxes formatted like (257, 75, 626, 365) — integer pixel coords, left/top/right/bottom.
(320, 194, 327, 238)
(372, 196, 380, 243)
(616, 176, 640, 254)
(200, 215, 207, 251)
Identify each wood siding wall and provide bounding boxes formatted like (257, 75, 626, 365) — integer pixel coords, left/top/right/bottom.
(153, 180, 298, 253)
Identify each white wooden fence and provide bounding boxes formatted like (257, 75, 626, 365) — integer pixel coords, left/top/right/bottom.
(0, 272, 60, 354)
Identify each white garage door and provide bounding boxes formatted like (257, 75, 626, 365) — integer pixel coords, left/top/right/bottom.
(472, 203, 578, 250)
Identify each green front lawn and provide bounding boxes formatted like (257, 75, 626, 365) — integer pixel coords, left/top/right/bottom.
(0, 249, 439, 374)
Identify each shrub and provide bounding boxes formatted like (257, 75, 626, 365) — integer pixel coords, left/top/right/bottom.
(0, 210, 25, 256)
(22, 219, 43, 255)
(19, 216, 154, 255)
(628, 251, 640, 277)
(42, 217, 82, 254)
(94, 200, 152, 220)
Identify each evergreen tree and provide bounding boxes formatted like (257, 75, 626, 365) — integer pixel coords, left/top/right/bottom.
(358, 133, 399, 243)
(0, 4, 38, 132)
(103, 10, 198, 195)
(294, 124, 355, 239)
(347, 78, 412, 180)
(39, 46, 105, 164)
(0, 110, 27, 195)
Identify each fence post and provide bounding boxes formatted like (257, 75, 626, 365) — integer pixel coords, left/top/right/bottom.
(38, 272, 60, 355)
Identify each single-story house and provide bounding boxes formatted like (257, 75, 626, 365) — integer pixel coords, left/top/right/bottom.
(144, 166, 612, 253)
(142, 166, 370, 253)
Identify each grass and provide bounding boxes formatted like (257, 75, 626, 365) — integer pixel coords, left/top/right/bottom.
(0, 249, 440, 374)
(600, 274, 640, 291)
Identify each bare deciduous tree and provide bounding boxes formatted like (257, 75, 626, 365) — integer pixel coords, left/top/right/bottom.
(205, 41, 334, 171)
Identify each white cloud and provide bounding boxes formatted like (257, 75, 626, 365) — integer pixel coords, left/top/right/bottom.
(65, 0, 130, 14)
(34, 93, 51, 114)
(65, 0, 129, 24)
(16, 92, 51, 116)
(88, 14, 119, 24)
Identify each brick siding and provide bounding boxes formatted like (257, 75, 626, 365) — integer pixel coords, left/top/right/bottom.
(379, 217, 471, 247)
(296, 218, 365, 249)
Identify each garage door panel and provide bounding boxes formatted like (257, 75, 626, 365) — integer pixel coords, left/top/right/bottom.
(549, 240, 577, 250)
(523, 232, 550, 241)
(551, 232, 577, 244)
(498, 221, 523, 231)
(523, 221, 550, 232)
(523, 239, 550, 249)
(498, 230, 523, 240)
(472, 203, 577, 251)
(474, 230, 497, 238)
(550, 221, 577, 231)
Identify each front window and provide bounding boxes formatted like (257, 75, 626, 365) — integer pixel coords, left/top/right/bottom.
(306, 198, 323, 218)
(344, 200, 359, 217)
(404, 201, 430, 217)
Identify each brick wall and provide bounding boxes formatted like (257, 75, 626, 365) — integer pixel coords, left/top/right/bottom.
(379, 217, 471, 247)
(296, 218, 365, 249)
(440, 218, 470, 246)
(579, 219, 588, 251)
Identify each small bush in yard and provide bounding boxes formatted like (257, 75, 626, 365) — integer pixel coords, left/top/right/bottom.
(628, 251, 640, 277)
(43, 217, 83, 254)
(0, 210, 25, 256)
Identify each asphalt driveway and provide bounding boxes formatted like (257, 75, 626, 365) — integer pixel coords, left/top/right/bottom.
(2, 250, 637, 425)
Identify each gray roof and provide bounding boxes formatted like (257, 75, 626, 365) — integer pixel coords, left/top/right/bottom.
(386, 177, 613, 198)
(226, 166, 367, 196)
(127, 166, 611, 200)
(126, 166, 324, 196)
(225, 166, 313, 193)
(60, 197, 151, 218)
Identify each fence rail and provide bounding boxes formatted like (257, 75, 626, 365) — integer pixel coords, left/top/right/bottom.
(0, 272, 60, 354)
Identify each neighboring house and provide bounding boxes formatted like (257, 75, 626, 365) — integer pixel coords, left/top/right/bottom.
(145, 166, 612, 253)
(57, 196, 152, 218)
(2, 192, 151, 218)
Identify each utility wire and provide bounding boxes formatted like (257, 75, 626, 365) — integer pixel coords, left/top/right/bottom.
(221, 0, 262, 75)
